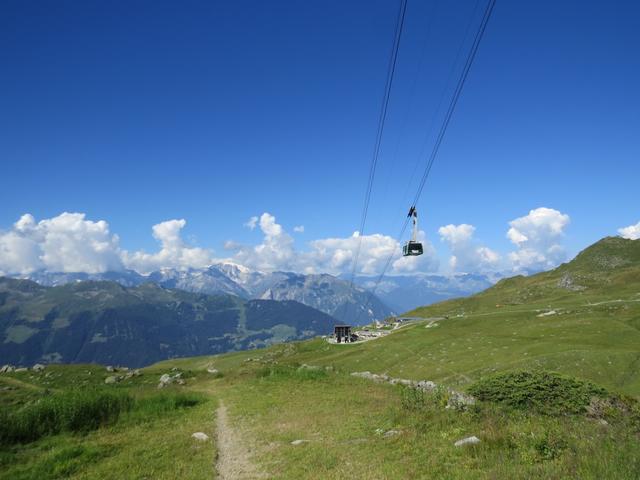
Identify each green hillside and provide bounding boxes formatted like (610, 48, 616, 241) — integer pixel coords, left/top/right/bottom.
(0, 279, 337, 367)
(1, 237, 639, 479)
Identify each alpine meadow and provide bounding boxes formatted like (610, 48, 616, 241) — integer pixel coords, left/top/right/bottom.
(1, 0, 639, 479)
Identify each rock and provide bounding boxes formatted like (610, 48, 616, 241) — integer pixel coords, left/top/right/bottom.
(207, 367, 219, 375)
(32, 364, 46, 372)
(120, 367, 129, 372)
(454, 436, 481, 447)
(106, 366, 115, 373)
(290, 439, 308, 445)
(0, 365, 14, 373)
(132, 369, 142, 376)
(192, 432, 209, 441)
(446, 391, 476, 411)
(383, 430, 401, 438)
(105, 376, 119, 384)
(176, 379, 186, 385)
(417, 380, 437, 391)
(159, 373, 172, 384)
(14, 367, 28, 373)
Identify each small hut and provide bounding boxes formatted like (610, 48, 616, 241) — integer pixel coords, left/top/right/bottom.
(334, 325, 353, 343)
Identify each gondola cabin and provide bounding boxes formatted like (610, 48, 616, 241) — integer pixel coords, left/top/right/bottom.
(403, 240, 423, 256)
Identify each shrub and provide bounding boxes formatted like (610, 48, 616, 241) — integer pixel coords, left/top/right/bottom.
(468, 370, 608, 416)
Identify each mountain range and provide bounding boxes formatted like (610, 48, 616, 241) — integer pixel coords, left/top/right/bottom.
(15, 264, 500, 322)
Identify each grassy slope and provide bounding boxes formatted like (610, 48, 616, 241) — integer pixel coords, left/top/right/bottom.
(2, 237, 639, 478)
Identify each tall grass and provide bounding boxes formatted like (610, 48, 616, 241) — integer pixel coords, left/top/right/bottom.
(0, 390, 204, 445)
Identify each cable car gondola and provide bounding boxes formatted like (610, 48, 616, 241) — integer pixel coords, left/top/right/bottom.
(403, 206, 423, 256)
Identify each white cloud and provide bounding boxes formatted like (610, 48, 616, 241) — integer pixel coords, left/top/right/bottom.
(506, 207, 570, 272)
(293, 225, 305, 233)
(438, 223, 500, 273)
(122, 219, 215, 274)
(227, 212, 438, 275)
(618, 221, 640, 240)
(0, 212, 123, 275)
(243, 216, 258, 230)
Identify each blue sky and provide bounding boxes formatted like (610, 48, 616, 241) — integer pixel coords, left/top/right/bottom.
(1, 0, 639, 276)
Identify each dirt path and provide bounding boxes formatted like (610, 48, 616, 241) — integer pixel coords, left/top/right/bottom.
(215, 400, 263, 480)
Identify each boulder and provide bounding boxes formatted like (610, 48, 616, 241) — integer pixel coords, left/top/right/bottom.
(105, 376, 119, 384)
(0, 365, 14, 374)
(14, 367, 28, 373)
(454, 436, 481, 447)
(192, 432, 209, 441)
(106, 366, 115, 373)
(32, 364, 46, 372)
(290, 439, 308, 446)
(207, 367, 219, 375)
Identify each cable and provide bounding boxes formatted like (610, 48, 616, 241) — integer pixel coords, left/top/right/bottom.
(355, 0, 497, 322)
(336, 0, 409, 325)
(348, 0, 408, 286)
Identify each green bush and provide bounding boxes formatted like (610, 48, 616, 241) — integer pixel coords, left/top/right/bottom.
(468, 370, 608, 416)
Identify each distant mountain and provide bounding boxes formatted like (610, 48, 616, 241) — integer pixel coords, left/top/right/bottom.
(147, 266, 249, 297)
(352, 273, 500, 312)
(0, 278, 336, 367)
(18, 266, 394, 323)
(21, 269, 146, 287)
(260, 273, 393, 324)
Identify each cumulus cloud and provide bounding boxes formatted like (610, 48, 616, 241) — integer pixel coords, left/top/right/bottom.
(227, 212, 438, 275)
(0, 212, 123, 275)
(618, 221, 640, 240)
(122, 219, 215, 273)
(229, 213, 297, 271)
(438, 224, 500, 272)
(506, 207, 570, 272)
(293, 225, 305, 233)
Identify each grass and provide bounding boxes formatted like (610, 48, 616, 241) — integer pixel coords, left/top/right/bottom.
(217, 368, 640, 479)
(0, 389, 134, 444)
(0, 370, 216, 480)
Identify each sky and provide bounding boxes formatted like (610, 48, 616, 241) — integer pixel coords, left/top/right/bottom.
(1, 0, 639, 277)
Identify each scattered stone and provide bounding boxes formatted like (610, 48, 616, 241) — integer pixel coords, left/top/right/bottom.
(446, 391, 476, 411)
(290, 439, 308, 445)
(416, 380, 437, 391)
(192, 432, 209, 442)
(105, 376, 119, 384)
(32, 364, 46, 372)
(454, 436, 481, 447)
